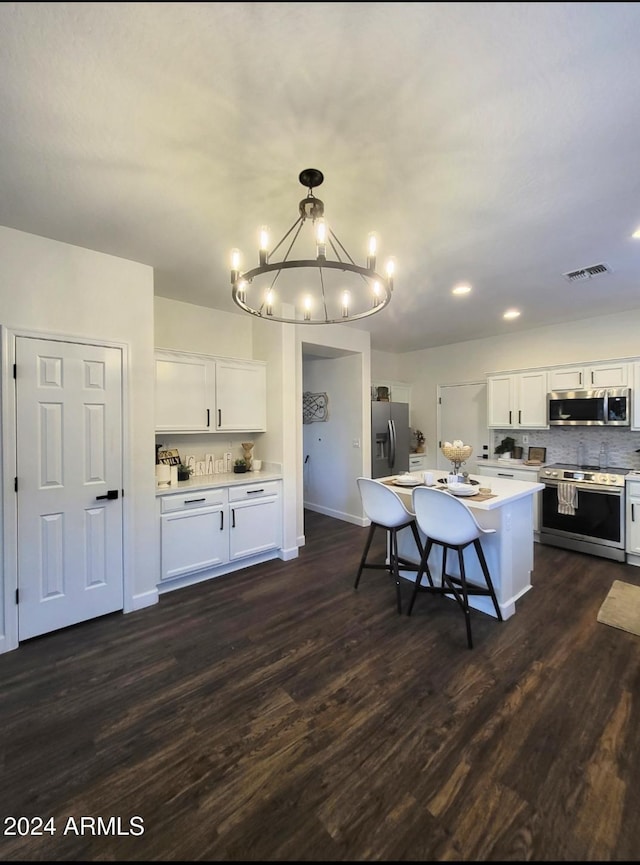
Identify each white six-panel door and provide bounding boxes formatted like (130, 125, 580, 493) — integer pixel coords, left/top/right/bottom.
(15, 337, 124, 640)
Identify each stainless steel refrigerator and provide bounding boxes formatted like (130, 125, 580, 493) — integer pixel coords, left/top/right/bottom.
(371, 401, 410, 478)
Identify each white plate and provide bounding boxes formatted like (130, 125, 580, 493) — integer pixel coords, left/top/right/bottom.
(447, 483, 478, 496)
(393, 475, 422, 487)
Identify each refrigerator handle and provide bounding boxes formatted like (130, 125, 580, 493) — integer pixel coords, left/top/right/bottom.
(388, 419, 396, 470)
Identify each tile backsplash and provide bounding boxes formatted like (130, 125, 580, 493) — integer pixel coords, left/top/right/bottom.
(491, 427, 640, 470)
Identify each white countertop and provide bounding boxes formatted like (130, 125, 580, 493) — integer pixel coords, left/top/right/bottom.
(155, 469, 282, 496)
(383, 470, 544, 511)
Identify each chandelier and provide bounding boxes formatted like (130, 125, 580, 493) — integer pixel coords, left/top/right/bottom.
(230, 168, 395, 324)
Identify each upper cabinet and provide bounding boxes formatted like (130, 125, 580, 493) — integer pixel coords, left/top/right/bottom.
(371, 379, 412, 405)
(215, 359, 267, 432)
(155, 350, 267, 433)
(487, 370, 548, 429)
(548, 362, 629, 391)
(155, 351, 214, 432)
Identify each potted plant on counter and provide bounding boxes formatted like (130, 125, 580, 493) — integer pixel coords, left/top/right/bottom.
(233, 458, 247, 474)
(414, 429, 426, 453)
(177, 463, 193, 481)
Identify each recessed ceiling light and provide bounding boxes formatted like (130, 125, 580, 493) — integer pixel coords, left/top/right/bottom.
(632, 227, 640, 239)
(452, 283, 471, 295)
(503, 309, 521, 320)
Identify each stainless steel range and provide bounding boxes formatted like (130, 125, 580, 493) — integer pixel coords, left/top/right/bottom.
(537, 463, 630, 561)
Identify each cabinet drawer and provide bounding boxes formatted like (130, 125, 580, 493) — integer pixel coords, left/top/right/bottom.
(228, 480, 280, 502)
(160, 488, 227, 513)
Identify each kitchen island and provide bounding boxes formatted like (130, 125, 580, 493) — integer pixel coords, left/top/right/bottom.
(381, 471, 544, 620)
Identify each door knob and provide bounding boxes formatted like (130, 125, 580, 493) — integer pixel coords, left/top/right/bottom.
(96, 490, 119, 500)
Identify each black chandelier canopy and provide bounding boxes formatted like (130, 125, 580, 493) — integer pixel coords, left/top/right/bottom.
(230, 169, 395, 325)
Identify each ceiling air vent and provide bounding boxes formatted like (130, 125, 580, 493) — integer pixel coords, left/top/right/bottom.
(563, 263, 612, 282)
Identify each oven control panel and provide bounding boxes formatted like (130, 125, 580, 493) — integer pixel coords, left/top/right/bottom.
(539, 467, 626, 487)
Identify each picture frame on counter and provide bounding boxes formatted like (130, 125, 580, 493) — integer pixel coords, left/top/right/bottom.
(528, 446, 547, 462)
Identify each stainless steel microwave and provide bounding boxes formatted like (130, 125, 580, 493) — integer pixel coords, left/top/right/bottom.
(547, 387, 631, 426)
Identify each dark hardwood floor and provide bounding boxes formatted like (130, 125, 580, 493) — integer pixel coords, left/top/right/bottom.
(2, 510, 640, 861)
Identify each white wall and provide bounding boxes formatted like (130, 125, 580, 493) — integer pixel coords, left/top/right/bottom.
(154, 296, 252, 357)
(252, 317, 299, 559)
(396, 308, 640, 458)
(298, 324, 371, 532)
(0, 225, 156, 652)
(303, 352, 365, 524)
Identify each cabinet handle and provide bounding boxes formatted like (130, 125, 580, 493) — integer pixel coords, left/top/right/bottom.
(591, 371, 594, 384)
(184, 497, 206, 504)
(220, 511, 224, 530)
(218, 409, 221, 426)
(246, 489, 264, 495)
(579, 372, 582, 385)
(633, 503, 636, 522)
(497, 472, 514, 478)
(509, 410, 512, 424)
(232, 508, 236, 528)
(518, 410, 522, 424)
(207, 409, 210, 426)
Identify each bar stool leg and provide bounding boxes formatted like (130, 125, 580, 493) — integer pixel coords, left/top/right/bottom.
(457, 546, 473, 649)
(390, 527, 403, 614)
(407, 538, 434, 615)
(473, 538, 503, 621)
(355, 523, 377, 589)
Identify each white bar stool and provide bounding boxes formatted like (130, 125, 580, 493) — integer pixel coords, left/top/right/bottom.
(355, 477, 423, 614)
(408, 485, 503, 648)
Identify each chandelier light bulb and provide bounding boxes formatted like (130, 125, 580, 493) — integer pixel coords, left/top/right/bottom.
(385, 257, 395, 290)
(230, 248, 241, 283)
(303, 294, 312, 321)
(259, 226, 269, 266)
(372, 280, 382, 307)
(367, 232, 378, 270)
(237, 279, 247, 302)
(266, 289, 274, 316)
(342, 290, 350, 318)
(315, 218, 327, 260)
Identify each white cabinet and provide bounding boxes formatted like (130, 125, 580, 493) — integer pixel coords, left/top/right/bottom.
(159, 479, 282, 585)
(487, 371, 548, 429)
(215, 359, 267, 432)
(548, 362, 629, 391)
(155, 350, 267, 433)
(372, 379, 411, 406)
(409, 454, 428, 472)
(155, 351, 215, 432)
(626, 479, 640, 565)
(228, 481, 282, 560)
(160, 488, 229, 581)
(474, 464, 541, 533)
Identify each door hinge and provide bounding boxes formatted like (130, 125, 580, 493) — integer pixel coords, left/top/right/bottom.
(13, 363, 17, 378)
(14, 477, 18, 492)
(15, 588, 19, 605)
(438, 396, 441, 404)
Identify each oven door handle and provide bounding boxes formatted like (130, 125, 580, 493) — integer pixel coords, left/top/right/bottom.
(543, 482, 622, 496)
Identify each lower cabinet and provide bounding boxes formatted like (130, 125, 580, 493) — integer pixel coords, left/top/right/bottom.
(159, 479, 282, 584)
(229, 481, 282, 560)
(160, 488, 229, 581)
(626, 479, 640, 565)
(475, 464, 541, 533)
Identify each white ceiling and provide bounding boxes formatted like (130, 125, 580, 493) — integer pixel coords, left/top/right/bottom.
(2, 2, 640, 353)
